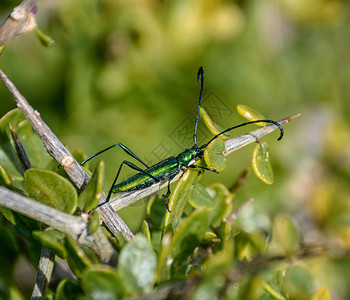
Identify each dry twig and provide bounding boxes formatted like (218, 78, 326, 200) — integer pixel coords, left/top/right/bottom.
(31, 248, 55, 300)
(0, 186, 115, 264)
(0, 0, 37, 46)
(0, 69, 134, 240)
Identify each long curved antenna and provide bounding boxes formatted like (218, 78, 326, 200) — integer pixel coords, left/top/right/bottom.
(200, 120, 284, 150)
(193, 66, 204, 146)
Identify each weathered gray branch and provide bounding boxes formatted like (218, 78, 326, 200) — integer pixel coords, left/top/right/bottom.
(109, 114, 300, 211)
(0, 186, 115, 264)
(0, 0, 37, 46)
(0, 68, 134, 240)
(31, 248, 55, 300)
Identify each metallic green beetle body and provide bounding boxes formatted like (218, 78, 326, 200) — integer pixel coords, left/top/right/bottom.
(112, 146, 203, 193)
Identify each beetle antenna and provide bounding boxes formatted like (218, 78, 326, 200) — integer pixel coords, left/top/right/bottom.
(200, 120, 284, 149)
(193, 66, 204, 146)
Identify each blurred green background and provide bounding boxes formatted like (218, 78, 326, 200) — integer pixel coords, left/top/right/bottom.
(1, 0, 350, 298)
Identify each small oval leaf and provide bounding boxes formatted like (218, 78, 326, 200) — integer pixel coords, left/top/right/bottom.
(82, 265, 126, 299)
(33, 229, 67, 258)
(158, 209, 210, 281)
(189, 183, 215, 209)
(206, 183, 233, 227)
(169, 209, 209, 263)
(78, 161, 104, 211)
(269, 215, 301, 255)
(237, 104, 266, 122)
(140, 220, 152, 245)
(262, 281, 287, 300)
(0, 44, 6, 55)
(312, 286, 330, 300)
(0, 164, 12, 187)
(216, 220, 231, 251)
(163, 169, 202, 234)
(56, 279, 84, 300)
(65, 236, 94, 278)
(118, 234, 157, 294)
(87, 210, 100, 235)
(201, 231, 218, 244)
(252, 142, 274, 185)
(204, 137, 227, 172)
(24, 168, 78, 214)
(200, 107, 227, 138)
(0, 208, 40, 238)
(146, 195, 166, 230)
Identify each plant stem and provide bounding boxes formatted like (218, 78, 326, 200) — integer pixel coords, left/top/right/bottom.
(0, 186, 115, 263)
(31, 248, 55, 300)
(0, 68, 134, 241)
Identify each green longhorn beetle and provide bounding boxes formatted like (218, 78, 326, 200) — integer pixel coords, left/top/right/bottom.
(81, 67, 284, 211)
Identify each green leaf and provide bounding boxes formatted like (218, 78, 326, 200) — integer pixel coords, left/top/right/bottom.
(156, 232, 172, 283)
(0, 164, 11, 188)
(203, 137, 226, 172)
(206, 183, 233, 227)
(35, 27, 55, 47)
(191, 277, 225, 300)
(269, 215, 300, 255)
(312, 286, 330, 300)
(0, 206, 16, 225)
(201, 231, 218, 244)
(170, 208, 209, 259)
(262, 281, 287, 300)
(78, 161, 104, 211)
(169, 209, 209, 275)
(189, 183, 215, 209)
(252, 142, 274, 185)
(24, 168, 78, 214)
(87, 210, 100, 234)
(163, 169, 202, 234)
(190, 183, 233, 227)
(33, 229, 67, 258)
(0, 207, 40, 239)
(146, 195, 166, 230)
(56, 279, 84, 300)
(203, 239, 234, 277)
(284, 266, 315, 298)
(200, 107, 227, 138)
(71, 149, 87, 166)
(234, 231, 267, 261)
(118, 234, 157, 294)
(140, 220, 152, 245)
(100, 227, 125, 253)
(64, 236, 94, 278)
(0, 109, 51, 190)
(82, 265, 126, 300)
(0, 110, 28, 191)
(237, 104, 266, 122)
(159, 209, 210, 281)
(216, 220, 231, 252)
(0, 44, 7, 55)
(193, 240, 234, 300)
(0, 222, 20, 277)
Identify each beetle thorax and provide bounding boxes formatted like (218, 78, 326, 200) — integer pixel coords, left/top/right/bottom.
(177, 145, 203, 166)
